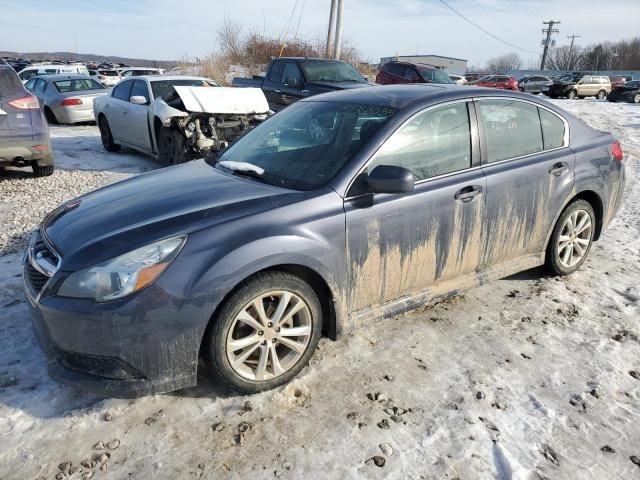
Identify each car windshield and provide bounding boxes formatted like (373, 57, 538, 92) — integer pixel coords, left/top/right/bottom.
(54, 78, 105, 92)
(151, 79, 218, 99)
(212, 101, 397, 191)
(418, 68, 453, 84)
(300, 60, 365, 83)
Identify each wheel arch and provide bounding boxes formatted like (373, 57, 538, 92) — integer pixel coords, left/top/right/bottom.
(546, 189, 604, 248)
(199, 262, 339, 362)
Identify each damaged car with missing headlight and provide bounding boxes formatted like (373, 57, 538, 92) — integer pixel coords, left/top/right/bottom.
(93, 75, 270, 165)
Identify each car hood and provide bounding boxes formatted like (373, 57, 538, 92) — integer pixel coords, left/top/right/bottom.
(44, 160, 302, 271)
(308, 81, 371, 90)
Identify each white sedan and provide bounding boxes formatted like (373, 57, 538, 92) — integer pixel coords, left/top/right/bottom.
(448, 74, 467, 85)
(93, 75, 270, 165)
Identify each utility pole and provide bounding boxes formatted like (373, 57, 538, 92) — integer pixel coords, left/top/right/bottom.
(567, 34, 580, 70)
(333, 0, 344, 59)
(540, 20, 560, 70)
(325, 0, 337, 58)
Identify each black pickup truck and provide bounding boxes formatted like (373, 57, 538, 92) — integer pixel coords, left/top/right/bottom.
(232, 57, 371, 111)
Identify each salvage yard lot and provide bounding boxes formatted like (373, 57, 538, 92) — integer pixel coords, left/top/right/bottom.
(1, 100, 639, 479)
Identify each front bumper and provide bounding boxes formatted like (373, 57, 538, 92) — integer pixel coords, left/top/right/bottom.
(23, 243, 222, 398)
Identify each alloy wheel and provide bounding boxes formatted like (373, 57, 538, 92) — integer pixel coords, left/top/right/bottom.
(557, 209, 593, 268)
(634, 94, 640, 104)
(226, 291, 312, 381)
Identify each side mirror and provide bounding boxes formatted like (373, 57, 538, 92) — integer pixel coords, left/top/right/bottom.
(367, 165, 414, 194)
(285, 77, 302, 89)
(129, 95, 148, 105)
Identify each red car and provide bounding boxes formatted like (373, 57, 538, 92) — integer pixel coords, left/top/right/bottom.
(476, 75, 518, 91)
(376, 61, 453, 85)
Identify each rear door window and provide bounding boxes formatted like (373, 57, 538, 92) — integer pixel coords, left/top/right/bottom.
(268, 61, 284, 82)
(281, 62, 302, 86)
(33, 79, 47, 94)
(478, 99, 543, 163)
(112, 80, 133, 101)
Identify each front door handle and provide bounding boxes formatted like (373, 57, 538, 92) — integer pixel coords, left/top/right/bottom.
(549, 162, 569, 176)
(274, 89, 282, 93)
(454, 185, 483, 203)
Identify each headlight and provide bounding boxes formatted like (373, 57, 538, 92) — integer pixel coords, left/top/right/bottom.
(57, 236, 186, 302)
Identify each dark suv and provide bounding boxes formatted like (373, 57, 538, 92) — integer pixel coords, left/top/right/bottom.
(376, 61, 453, 85)
(0, 65, 54, 176)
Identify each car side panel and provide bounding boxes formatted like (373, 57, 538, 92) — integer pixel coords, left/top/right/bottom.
(155, 189, 349, 326)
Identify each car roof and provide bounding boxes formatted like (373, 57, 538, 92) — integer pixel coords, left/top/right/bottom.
(125, 75, 213, 82)
(37, 74, 97, 81)
(300, 84, 553, 110)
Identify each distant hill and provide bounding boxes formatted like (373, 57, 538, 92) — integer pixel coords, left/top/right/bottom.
(0, 51, 181, 69)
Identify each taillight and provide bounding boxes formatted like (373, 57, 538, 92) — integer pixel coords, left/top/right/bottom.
(7, 95, 39, 110)
(612, 140, 624, 162)
(61, 98, 82, 107)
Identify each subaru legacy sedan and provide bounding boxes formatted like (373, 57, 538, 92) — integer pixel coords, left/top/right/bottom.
(24, 85, 625, 397)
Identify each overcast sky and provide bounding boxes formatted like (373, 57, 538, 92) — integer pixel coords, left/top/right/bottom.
(1, 0, 639, 66)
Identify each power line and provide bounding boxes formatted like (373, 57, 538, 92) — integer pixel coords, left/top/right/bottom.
(436, 0, 539, 55)
(293, 0, 307, 40)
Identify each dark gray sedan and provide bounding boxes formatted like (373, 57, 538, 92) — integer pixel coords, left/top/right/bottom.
(24, 85, 625, 397)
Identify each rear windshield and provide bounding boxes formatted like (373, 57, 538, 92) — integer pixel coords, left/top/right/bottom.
(300, 61, 366, 83)
(0, 68, 24, 97)
(98, 70, 119, 76)
(54, 78, 105, 92)
(150, 79, 217, 99)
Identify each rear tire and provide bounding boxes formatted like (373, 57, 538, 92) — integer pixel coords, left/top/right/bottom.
(98, 116, 120, 152)
(32, 164, 54, 177)
(596, 90, 607, 100)
(545, 199, 595, 276)
(203, 271, 323, 394)
(44, 107, 58, 124)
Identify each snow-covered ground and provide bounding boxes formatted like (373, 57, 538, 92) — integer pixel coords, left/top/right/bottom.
(0, 100, 639, 480)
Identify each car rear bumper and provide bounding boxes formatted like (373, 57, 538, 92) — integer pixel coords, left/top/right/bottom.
(52, 106, 96, 124)
(24, 259, 222, 398)
(0, 136, 53, 166)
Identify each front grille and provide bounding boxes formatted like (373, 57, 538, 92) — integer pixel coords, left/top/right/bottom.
(59, 351, 145, 380)
(25, 262, 49, 293)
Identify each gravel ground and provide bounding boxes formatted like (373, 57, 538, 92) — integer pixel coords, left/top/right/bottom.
(0, 124, 157, 256)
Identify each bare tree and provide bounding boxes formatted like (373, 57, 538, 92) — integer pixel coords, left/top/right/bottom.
(486, 52, 522, 73)
(217, 19, 244, 63)
(546, 45, 584, 71)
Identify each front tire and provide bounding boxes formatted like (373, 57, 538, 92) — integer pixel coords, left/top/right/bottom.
(98, 116, 121, 152)
(633, 94, 640, 104)
(157, 127, 189, 165)
(545, 199, 595, 276)
(203, 271, 323, 393)
(567, 90, 577, 100)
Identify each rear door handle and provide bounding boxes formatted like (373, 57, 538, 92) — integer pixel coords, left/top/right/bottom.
(549, 162, 569, 176)
(455, 185, 483, 203)
(274, 89, 282, 93)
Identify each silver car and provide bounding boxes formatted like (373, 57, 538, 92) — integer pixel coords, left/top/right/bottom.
(25, 74, 108, 124)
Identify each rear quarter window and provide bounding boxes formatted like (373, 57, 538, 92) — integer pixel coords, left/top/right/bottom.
(539, 109, 565, 150)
